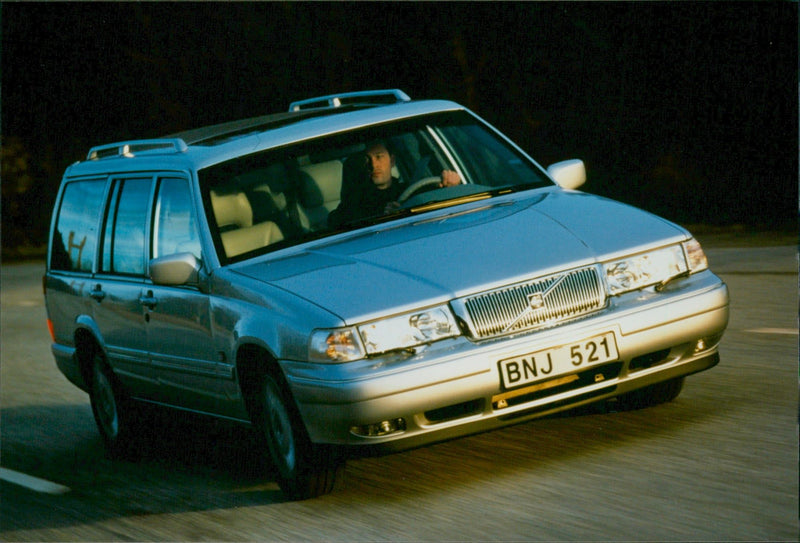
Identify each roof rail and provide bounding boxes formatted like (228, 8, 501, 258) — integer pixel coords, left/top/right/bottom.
(87, 138, 188, 161)
(289, 89, 411, 112)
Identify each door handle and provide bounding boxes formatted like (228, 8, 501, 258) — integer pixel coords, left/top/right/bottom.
(89, 284, 106, 302)
(139, 290, 158, 310)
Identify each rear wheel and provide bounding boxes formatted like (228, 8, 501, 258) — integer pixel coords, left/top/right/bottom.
(88, 350, 135, 456)
(615, 376, 685, 410)
(256, 372, 343, 500)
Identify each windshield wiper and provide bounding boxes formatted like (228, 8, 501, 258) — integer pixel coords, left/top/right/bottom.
(408, 190, 497, 214)
(335, 207, 414, 230)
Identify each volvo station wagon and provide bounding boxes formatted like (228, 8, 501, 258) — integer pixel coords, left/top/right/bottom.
(44, 89, 729, 499)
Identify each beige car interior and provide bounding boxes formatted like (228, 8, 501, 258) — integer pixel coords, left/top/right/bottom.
(210, 190, 284, 257)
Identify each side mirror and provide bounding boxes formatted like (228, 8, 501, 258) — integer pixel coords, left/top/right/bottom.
(547, 159, 586, 190)
(149, 253, 202, 286)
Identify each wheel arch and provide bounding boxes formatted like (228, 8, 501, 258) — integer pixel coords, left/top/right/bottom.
(73, 326, 104, 389)
(234, 341, 313, 436)
(235, 342, 286, 422)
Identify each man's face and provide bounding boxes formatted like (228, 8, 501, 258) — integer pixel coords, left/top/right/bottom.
(365, 143, 394, 190)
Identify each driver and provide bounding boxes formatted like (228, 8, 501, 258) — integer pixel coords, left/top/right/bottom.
(328, 139, 460, 227)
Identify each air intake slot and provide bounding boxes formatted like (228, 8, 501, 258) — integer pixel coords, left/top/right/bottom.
(629, 348, 671, 371)
(424, 399, 484, 424)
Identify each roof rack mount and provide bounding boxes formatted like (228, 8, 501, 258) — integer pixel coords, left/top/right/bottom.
(289, 89, 411, 112)
(87, 138, 188, 161)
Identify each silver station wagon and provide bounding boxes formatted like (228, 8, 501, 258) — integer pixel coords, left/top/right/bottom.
(45, 90, 729, 499)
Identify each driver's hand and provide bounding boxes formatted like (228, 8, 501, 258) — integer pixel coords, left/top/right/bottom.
(384, 201, 401, 213)
(440, 170, 460, 187)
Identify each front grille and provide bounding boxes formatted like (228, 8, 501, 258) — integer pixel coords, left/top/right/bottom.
(454, 266, 606, 339)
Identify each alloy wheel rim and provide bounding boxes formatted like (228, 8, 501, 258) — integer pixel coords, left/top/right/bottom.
(94, 367, 119, 438)
(266, 382, 296, 472)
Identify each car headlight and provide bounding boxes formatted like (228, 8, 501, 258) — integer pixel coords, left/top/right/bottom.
(604, 243, 691, 295)
(360, 306, 459, 355)
(309, 305, 460, 362)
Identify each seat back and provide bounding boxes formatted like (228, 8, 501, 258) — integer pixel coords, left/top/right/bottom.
(296, 160, 343, 230)
(210, 189, 283, 257)
(220, 221, 284, 257)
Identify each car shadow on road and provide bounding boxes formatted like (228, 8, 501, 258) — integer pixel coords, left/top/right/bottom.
(327, 389, 726, 504)
(1, 401, 289, 535)
(1, 390, 724, 535)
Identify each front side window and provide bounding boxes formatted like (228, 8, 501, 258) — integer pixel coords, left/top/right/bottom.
(437, 123, 545, 189)
(199, 111, 552, 263)
(50, 179, 106, 272)
(152, 177, 201, 261)
(100, 178, 153, 276)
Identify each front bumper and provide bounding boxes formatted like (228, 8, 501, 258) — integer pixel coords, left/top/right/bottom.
(284, 270, 729, 450)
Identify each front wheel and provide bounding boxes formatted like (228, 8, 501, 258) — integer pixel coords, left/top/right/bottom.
(257, 373, 343, 500)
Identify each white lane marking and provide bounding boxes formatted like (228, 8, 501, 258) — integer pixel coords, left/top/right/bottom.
(5, 300, 42, 307)
(744, 328, 799, 336)
(0, 467, 71, 495)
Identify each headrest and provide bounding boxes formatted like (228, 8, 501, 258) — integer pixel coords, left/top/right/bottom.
(298, 160, 343, 207)
(210, 191, 253, 228)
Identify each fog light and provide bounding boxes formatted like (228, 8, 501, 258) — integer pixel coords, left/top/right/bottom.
(693, 333, 723, 354)
(350, 418, 406, 437)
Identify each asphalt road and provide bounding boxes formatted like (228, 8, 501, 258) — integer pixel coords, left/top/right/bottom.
(1, 238, 797, 541)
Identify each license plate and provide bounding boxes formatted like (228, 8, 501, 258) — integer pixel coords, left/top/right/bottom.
(498, 332, 619, 390)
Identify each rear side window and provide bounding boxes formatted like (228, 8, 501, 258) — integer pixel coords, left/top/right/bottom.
(100, 178, 153, 276)
(50, 179, 106, 272)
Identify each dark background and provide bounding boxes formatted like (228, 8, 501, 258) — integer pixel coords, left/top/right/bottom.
(2, 2, 797, 255)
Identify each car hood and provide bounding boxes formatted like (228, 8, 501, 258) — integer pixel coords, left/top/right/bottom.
(234, 190, 687, 323)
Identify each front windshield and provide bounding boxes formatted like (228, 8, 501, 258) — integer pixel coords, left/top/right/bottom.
(199, 110, 552, 263)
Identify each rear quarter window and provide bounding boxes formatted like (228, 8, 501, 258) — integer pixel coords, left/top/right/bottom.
(50, 179, 106, 272)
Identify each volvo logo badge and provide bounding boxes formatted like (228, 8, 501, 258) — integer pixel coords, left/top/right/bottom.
(502, 275, 568, 333)
(527, 292, 545, 310)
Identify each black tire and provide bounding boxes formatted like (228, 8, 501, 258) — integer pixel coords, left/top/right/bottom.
(88, 350, 135, 456)
(255, 372, 343, 500)
(615, 376, 685, 411)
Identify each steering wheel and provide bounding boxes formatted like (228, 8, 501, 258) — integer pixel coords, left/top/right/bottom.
(398, 176, 443, 203)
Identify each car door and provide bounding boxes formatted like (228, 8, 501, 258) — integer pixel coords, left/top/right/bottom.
(144, 176, 219, 413)
(92, 176, 157, 398)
